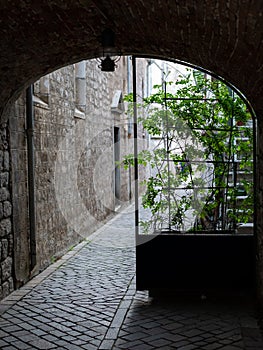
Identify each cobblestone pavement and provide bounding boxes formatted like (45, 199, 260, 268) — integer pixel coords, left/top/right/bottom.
(0, 205, 263, 349)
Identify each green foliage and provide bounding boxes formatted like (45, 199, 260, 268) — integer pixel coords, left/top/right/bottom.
(123, 70, 253, 233)
(121, 150, 152, 169)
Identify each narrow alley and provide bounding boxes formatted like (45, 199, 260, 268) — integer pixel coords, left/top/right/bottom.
(0, 205, 262, 350)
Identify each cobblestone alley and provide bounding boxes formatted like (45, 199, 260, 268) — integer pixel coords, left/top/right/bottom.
(0, 205, 263, 349)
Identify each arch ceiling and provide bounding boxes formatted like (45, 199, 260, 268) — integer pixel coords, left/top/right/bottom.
(0, 0, 262, 119)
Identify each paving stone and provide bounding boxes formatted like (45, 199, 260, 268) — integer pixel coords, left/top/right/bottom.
(205, 336, 225, 344)
(0, 332, 10, 343)
(71, 338, 87, 345)
(18, 322, 36, 331)
(218, 346, 242, 350)
(0, 205, 262, 349)
(2, 336, 17, 343)
(163, 333, 187, 342)
(0, 339, 9, 347)
(11, 329, 37, 339)
(49, 329, 67, 338)
(36, 323, 55, 333)
(123, 331, 148, 341)
(30, 329, 46, 336)
(163, 322, 184, 330)
(115, 338, 142, 347)
(61, 335, 76, 342)
(149, 338, 172, 347)
(88, 338, 102, 347)
(178, 345, 197, 350)
(129, 343, 155, 350)
(42, 334, 61, 343)
(173, 340, 191, 347)
(141, 321, 160, 329)
(182, 329, 204, 337)
(81, 344, 99, 350)
(29, 339, 57, 349)
(61, 343, 82, 350)
(202, 343, 224, 350)
(194, 341, 209, 347)
(51, 339, 69, 347)
(9, 340, 31, 349)
(1, 325, 21, 333)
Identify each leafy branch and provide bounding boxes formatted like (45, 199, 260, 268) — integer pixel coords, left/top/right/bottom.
(122, 71, 253, 233)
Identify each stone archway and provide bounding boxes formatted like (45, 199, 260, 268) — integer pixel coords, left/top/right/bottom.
(0, 1, 262, 118)
(0, 0, 263, 307)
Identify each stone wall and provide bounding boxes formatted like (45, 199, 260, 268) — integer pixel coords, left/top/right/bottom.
(0, 122, 14, 298)
(6, 57, 147, 296)
(9, 97, 30, 288)
(255, 114, 263, 309)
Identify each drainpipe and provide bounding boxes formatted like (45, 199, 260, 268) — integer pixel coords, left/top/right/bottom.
(26, 85, 36, 270)
(127, 57, 132, 200)
(132, 56, 139, 237)
(127, 56, 132, 137)
(127, 56, 131, 94)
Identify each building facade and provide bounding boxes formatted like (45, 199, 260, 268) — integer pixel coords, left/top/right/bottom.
(0, 57, 147, 299)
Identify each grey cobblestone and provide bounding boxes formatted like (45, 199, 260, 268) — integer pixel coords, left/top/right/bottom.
(0, 205, 262, 349)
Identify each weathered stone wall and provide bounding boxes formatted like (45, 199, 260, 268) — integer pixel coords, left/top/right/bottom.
(33, 65, 80, 271)
(255, 114, 263, 309)
(0, 122, 14, 298)
(9, 97, 30, 288)
(6, 57, 147, 296)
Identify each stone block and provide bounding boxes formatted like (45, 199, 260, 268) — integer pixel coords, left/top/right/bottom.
(3, 151, 9, 171)
(8, 234, 13, 256)
(9, 115, 18, 132)
(0, 203, 3, 220)
(2, 281, 9, 298)
(1, 239, 8, 260)
(0, 172, 9, 187)
(1, 257, 12, 281)
(8, 276, 14, 293)
(0, 218, 12, 237)
(3, 201, 12, 217)
(0, 128, 7, 151)
(0, 188, 9, 201)
(0, 151, 3, 171)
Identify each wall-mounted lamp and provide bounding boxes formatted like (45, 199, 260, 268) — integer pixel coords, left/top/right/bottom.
(97, 28, 121, 72)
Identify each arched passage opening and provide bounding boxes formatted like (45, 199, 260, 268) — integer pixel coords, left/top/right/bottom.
(5, 54, 257, 299)
(0, 1, 262, 310)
